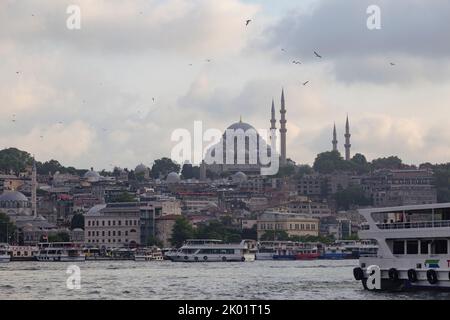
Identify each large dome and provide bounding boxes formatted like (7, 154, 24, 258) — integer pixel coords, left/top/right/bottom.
(226, 121, 256, 132)
(0, 191, 28, 202)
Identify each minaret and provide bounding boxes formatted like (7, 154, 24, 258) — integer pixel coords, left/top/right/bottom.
(279, 89, 287, 166)
(270, 99, 276, 130)
(332, 123, 338, 152)
(344, 115, 351, 161)
(31, 159, 37, 219)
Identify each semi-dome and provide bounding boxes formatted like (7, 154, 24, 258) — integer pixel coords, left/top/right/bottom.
(86, 204, 107, 216)
(232, 171, 247, 183)
(0, 191, 28, 202)
(83, 168, 101, 182)
(166, 172, 181, 183)
(135, 164, 149, 174)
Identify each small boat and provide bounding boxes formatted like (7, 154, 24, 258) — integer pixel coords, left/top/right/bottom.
(295, 244, 321, 260)
(319, 245, 353, 260)
(35, 242, 85, 262)
(134, 247, 164, 261)
(8, 245, 38, 261)
(166, 239, 255, 262)
(0, 244, 10, 263)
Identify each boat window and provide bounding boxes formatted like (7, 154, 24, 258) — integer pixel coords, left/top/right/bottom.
(432, 240, 448, 254)
(393, 241, 405, 254)
(420, 240, 430, 254)
(406, 240, 418, 254)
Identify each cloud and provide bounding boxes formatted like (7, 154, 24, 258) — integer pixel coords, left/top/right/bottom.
(263, 0, 450, 83)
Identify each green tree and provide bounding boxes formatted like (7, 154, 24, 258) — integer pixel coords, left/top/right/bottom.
(0, 212, 16, 243)
(151, 157, 180, 179)
(241, 225, 257, 240)
(260, 230, 290, 241)
(0, 148, 33, 174)
(295, 164, 314, 179)
(48, 232, 70, 242)
(313, 151, 352, 174)
(181, 163, 200, 179)
(370, 156, 403, 170)
(110, 192, 136, 203)
(351, 153, 370, 174)
(170, 216, 194, 247)
(335, 185, 372, 210)
(70, 213, 85, 230)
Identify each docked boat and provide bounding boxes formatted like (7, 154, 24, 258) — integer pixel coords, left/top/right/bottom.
(353, 203, 450, 291)
(295, 243, 321, 260)
(166, 239, 255, 262)
(35, 242, 85, 262)
(320, 245, 353, 260)
(0, 244, 10, 263)
(8, 245, 39, 261)
(335, 240, 378, 259)
(134, 247, 164, 261)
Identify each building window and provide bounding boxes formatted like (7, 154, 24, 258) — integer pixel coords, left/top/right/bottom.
(118, 231, 121, 236)
(102, 231, 105, 237)
(113, 231, 116, 236)
(125, 231, 128, 236)
(113, 221, 116, 226)
(301, 224, 305, 230)
(102, 221, 105, 226)
(118, 220, 121, 226)
(108, 221, 111, 226)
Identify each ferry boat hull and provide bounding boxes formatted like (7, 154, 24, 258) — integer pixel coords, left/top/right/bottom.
(36, 255, 86, 262)
(168, 253, 255, 262)
(0, 255, 11, 263)
(295, 253, 320, 260)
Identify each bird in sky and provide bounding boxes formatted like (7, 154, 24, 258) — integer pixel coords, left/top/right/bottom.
(302, 81, 310, 86)
(390, 62, 396, 66)
(40, 135, 44, 139)
(292, 60, 302, 65)
(152, 97, 155, 102)
(281, 48, 286, 52)
(16, 71, 20, 74)
(314, 51, 322, 58)
(188, 63, 193, 66)
(246, 19, 251, 26)
(205, 59, 211, 62)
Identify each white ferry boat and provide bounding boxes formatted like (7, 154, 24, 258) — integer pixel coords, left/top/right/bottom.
(335, 240, 378, 259)
(166, 239, 256, 262)
(0, 244, 10, 263)
(35, 242, 86, 262)
(353, 203, 450, 291)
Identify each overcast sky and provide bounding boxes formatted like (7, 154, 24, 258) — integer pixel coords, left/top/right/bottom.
(1, 0, 449, 170)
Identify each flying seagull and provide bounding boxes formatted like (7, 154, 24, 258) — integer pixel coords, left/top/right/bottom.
(314, 51, 322, 58)
(281, 48, 286, 52)
(302, 81, 309, 86)
(390, 62, 396, 66)
(205, 59, 211, 62)
(152, 97, 155, 102)
(246, 19, 251, 26)
(292, 60, 302, 65)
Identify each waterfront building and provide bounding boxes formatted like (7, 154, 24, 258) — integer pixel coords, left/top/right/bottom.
(257, 211, 319, 240)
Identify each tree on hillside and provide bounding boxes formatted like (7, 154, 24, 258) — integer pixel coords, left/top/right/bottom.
(370, 156, 403, 170)
(170, 216, 194, 248)
(351, 153, 370, 174)
(181, 163, 200, 180)
(313, 151, 352, 174)
(110, 192, 136, 203)
(151, 158, 180, 179)
(0, 148, 33, 174)
(335, 185, 372, 210)
(48, 232, 70, 243)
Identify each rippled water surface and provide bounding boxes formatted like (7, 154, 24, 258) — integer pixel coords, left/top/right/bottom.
(1, 260, 450, 300)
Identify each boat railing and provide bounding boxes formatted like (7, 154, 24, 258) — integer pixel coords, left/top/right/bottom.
(373, 220, 450, 230)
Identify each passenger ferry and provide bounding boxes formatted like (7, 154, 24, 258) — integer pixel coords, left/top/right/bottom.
(134, 247, 164, 261)
(35, 242, 85, 262)
(256, 241, 321, 260)
(8, 245, 39, 261)
(0, 244, 10, 263)
(166, 239, 256, 262)
(353, 203, 450, 291)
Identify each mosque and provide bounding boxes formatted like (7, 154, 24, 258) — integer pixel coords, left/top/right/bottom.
(200, 89, 288, 177)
